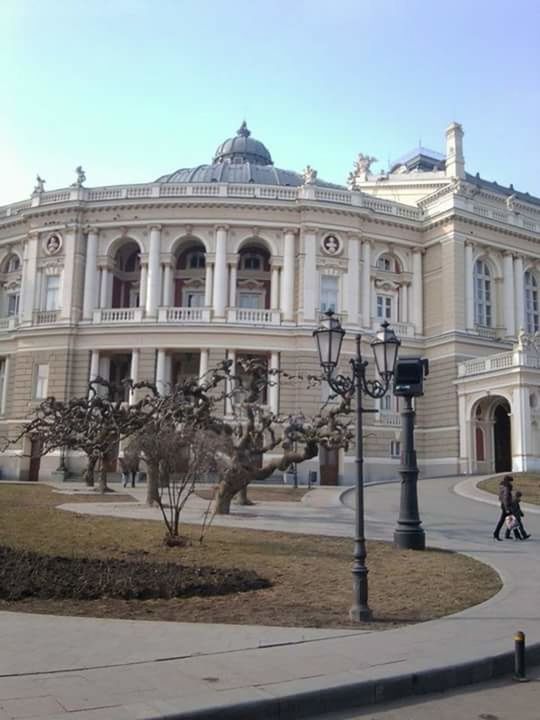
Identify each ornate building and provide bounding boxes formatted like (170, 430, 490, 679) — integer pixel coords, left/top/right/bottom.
(1, 121, 539, 482)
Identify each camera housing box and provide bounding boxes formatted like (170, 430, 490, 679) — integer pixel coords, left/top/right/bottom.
(393, 357, 429, 397)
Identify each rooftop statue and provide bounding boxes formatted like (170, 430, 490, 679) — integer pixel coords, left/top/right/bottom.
(32, 174, 45, 195)
(302, 165, 317, 185)
(71, 166, 86, 188)
(348, 153, 378, 188)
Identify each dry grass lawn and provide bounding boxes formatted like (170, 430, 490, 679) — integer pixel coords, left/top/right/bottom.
(0, 483, 501, 629)
(195, 485, 309, 503)
(478, 473, 540, 505)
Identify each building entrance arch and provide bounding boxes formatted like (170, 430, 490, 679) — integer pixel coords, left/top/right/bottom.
(471, 395, 512, 474)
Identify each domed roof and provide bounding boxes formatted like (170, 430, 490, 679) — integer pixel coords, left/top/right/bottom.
(213, 121, 273, 166)
(155, 123, 345, 189)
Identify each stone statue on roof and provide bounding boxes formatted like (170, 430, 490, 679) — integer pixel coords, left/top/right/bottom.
(32, 174, 45, 195)
(71, 165, 86, 188)
(347, 153, 378, 188)
(302, 165, 317, 185)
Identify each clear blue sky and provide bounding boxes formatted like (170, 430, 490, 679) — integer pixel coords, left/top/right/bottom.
(1, 0, 539, 204)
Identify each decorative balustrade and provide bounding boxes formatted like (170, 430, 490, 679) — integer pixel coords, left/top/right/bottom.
(475, 325, 499, 339)
(33, 310, 59, 325)
(0, 182, 423, 222)
(376, 411, 401, 426)
(371, 319, 415, 338)
(227, 308, 281, 325)
(0, 316, 18, 331)
(93, 308, 144, 323)
(458, 350, 540, 377)
(158, 307, 211, 322)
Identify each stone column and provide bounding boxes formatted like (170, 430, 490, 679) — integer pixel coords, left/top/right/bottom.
(60, 227, 77, 321)
(0, 357, 9, 415)
(204, 262, 213, 307)
(503, 251, 515, 337)
(361, 239, 372, 328)
(411, 248, 423, 333)
(512, 385, 530, 472)
(99, 265, 110, 309)
(281, 229, 295, 322)
(270, 265, 280, 310)
(464, 241, 475, 330)
(268, 351, 279, 414)
(140, 261, 148, 309)
(146, 226, 161, 317)
(213, 226, 228, 319)
(162, 261, 173, 307)
(228, 258, 238, 308)
(302, 228, 317, 322)
(514, 255, 525, 332)
(129, 349, 139, 405)
(21, 233, 39, 323)
(199, 349, 209, 383)
(345, 234, 360, 325)
(399, 283, 409, 322)
(82, 228, 99, 320)
(89, 350, 100, 383)
(156, 349, 167, 395)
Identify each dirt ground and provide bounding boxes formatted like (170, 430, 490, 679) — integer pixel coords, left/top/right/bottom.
(0, 483, 501, 629)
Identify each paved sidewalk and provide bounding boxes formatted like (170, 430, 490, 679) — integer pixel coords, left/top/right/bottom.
(1, 476, 539, 719)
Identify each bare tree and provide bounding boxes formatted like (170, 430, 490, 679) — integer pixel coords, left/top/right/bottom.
(9, 379, 154, 493)
(207, 358, 353, 515)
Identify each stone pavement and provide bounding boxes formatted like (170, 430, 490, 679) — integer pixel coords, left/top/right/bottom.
(1, 476, 540, 719)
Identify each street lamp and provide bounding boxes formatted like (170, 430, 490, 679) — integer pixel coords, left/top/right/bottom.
(314, 311, 400, 622)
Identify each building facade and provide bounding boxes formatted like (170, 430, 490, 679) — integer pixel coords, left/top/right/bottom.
(1, 121, 540, 482)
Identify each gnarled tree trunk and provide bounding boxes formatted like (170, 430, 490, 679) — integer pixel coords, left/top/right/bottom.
(97, 457, 109, 494)
(146, 464, 160, 506)
(84, 457, 96, 487)
(234, 485, 254, 506)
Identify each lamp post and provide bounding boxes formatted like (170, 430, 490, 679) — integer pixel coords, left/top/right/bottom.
(314, 311, 400, 622)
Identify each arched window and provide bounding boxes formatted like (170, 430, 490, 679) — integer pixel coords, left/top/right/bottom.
(524, 271, 539, 333)
(474, 259, 492, 327)
(240, 253, 263, 271)
(5, 255, 20, 273)
(186, 250, 205, 269)
(377, 254, 401, 273)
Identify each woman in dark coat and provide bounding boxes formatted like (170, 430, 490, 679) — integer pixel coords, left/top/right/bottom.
(493, 475, 513, 541)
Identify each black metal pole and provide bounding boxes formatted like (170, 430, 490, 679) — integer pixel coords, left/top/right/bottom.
(350, 335, 372, 622)
(393, 394, 425, 550)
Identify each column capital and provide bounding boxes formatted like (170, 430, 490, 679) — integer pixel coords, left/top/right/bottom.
(282, 227, 299, 236)
(464, 239, 476, 249)
(160, 253, 174, 267)
(85, 226, 100, 236)
(97, 257, 115, 271)
(215, 224, 229, 232)
(412, 245, 425, 255)
(362, 237, 374, 248)
(226, 253, 239, 266)
(502, 250, 515, 259)
(148, 224, 162, 233)
(206, 253, 216, 265)
(271, 257, 283, 269)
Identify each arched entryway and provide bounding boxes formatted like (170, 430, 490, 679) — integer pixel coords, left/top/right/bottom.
(494, 402, 512, 472)
(472, 396, 512, 473)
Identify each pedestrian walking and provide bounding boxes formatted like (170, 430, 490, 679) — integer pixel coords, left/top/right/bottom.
(493, 475, 513, 541)
(505, 490, 531, 540)
(119, 456, 130, 488)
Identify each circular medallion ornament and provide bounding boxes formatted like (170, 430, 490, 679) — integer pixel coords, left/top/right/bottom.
(45, 233, 62, 255)
(321, 234, 342, 256)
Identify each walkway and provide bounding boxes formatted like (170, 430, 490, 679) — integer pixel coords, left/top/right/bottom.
(1, 476, 539, 719)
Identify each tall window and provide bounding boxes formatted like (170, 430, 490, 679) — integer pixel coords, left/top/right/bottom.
(6, 255, 20, 273)
(7, 293, 19, 317)
(0, 359, 6, 414)
(320, 275, 338, 313)
(376, 295, 392, 320)
(377, 254, 400, 273)
(474, 260, 492, 327)
(525, 271, 539, 333)
(34, 364, 49, 400)
(45, 276, 60, 311)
